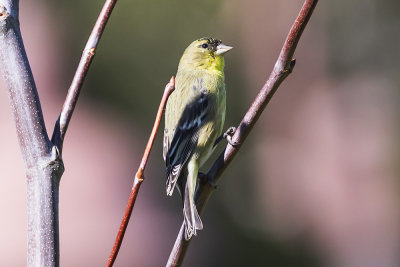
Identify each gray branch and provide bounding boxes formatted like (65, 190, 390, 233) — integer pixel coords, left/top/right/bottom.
(0, 1, 63, 266)
(0, 0, 118, 266)
(51, 0, 118, 151)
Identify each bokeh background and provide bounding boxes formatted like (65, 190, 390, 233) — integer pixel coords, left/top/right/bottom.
(1, 0, 400, 266)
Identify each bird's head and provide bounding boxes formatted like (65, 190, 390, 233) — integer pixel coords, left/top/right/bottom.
(178, 37, 233, 73)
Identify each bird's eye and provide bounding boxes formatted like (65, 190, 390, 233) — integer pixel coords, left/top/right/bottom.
(201, 43, 208, 49)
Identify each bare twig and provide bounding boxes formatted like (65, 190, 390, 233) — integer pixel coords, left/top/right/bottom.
(106, 77, 175, 267)
(51, 0, 118, 151)
(166, 0, 319, 266)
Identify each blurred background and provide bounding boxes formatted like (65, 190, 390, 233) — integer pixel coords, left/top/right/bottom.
(0, 0, 399, 266)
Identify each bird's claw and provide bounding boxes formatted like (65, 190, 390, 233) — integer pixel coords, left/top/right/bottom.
(208, 180, 218, 190)
(199, 172, 217, 189)
(223, 127, 240, 147)
(222, 126, 236, 138)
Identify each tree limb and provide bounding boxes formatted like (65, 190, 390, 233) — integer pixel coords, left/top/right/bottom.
(0, 1, 62, 266)
(51, 0, 118, 151)
(166, 0, 319, 266)
(0, 0, 119, 266)
(106, 77, 175, 267)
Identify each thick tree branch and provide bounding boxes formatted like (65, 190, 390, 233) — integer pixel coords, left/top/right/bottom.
(0, 1, 63, 266)
(0, 0, 120, 266)
(166, 0, 319, 266)
(51, 0, 118, 151)
(106, 77, 175, 267)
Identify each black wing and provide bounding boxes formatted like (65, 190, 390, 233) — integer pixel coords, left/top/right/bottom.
(165, 92, 210, 196)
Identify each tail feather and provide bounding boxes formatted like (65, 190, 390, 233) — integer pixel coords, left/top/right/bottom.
(183, 183, 203, 240)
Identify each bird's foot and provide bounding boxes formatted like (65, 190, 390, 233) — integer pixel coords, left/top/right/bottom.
(198, 172, 217, 189)
(208, 181, 217, 190)
(223, 126, 240, 147)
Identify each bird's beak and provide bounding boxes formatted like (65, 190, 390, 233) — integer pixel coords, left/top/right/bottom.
(215, 43, 233, 55)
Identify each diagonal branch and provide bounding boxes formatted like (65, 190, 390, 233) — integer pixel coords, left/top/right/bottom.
(166, 0, 319, 266)
(51, 0, 118, 151)
(106, 77, 175, 267)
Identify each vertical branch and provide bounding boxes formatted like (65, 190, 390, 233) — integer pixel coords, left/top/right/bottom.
(0, 0, 120, 266)
(166, 0, 319, 266)
(0, 1, 50, 163)
(51, 0, 118, 151)
(0, 1, 63, 266)
(106, 77, 175, 267)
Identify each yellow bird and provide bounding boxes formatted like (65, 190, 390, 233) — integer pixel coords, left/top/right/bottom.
(163, 37, 232, 240)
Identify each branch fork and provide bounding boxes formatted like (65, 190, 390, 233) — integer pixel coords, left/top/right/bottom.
(0, 0, 119, 266)
(0, 0, 317, 265)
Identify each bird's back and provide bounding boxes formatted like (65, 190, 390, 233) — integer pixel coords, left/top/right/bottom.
(165, 68, 225, 166)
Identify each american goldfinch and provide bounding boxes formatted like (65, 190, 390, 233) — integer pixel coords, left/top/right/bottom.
(163, 37, 232, 240)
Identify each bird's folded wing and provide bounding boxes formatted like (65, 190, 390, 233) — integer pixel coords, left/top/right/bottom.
(165, 92, 210, 196)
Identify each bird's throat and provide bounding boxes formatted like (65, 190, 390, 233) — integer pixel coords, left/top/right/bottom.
(209, 55, 225, 74)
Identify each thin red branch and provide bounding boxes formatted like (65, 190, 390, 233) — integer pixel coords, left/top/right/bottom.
(139, 77, 175, 171)
(51, 0, 118, 150)
(166, 0, 319, 266)
(106, 77, 175, 267)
